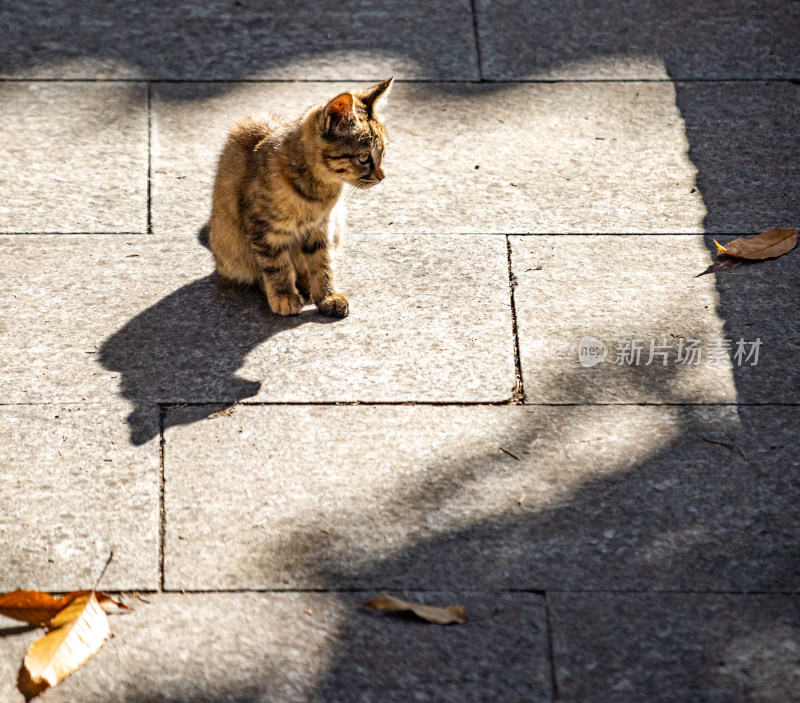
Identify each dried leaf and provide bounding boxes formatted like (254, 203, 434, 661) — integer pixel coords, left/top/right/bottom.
(0, 591, 74, 627)
(18, 592, 110, 700)
(87, 592, 128, 613)
(364, 594, 468, 625)
(0, 590, 126, 626)
(207, 402, 238, 419)
(714, 228, 797, 260)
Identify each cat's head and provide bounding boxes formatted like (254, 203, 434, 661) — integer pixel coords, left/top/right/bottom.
(317, 78, 393, 188)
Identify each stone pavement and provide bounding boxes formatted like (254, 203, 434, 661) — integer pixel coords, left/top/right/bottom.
(1, 1, 799, 701)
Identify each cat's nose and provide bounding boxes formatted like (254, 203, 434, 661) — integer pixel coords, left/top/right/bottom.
(374, 166, 385, 180)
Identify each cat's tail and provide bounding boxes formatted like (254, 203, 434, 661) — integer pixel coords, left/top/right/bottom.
(228, 114, 277, 152)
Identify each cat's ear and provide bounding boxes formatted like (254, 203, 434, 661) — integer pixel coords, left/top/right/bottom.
(323, 92, 357, 135)
(361, 77, 394, 114)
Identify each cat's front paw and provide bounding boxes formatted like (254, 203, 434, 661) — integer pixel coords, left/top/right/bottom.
(269, 292, 304, 316)
(317, 293, 349, 318)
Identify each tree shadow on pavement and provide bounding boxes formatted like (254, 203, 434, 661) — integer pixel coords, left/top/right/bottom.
(98, 268, 337, 445)
(60, 402, 800, 702)
(242, 372, 795, 700)
(5, 0, 799, 700)
(0, 0, 475, 83)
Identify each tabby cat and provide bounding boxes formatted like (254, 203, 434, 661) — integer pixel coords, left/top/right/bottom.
(207, 78, 393, 318)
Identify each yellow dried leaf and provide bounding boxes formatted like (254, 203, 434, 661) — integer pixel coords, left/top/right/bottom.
(18, 592, 110, 700)
(714, 228, 798, 260)
(713, 239, 731, 255)
(364, 594, 468, 625)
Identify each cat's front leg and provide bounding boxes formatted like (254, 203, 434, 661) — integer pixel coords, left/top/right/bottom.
(302, 226, 349, 318)
(252, 234, 304, 316)
(290, 246, 312, 302)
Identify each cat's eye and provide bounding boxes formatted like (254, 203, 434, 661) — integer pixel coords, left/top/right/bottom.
(357, 153, 370, 164)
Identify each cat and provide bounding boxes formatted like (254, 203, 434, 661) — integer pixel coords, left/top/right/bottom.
(207, 78, 393, 318)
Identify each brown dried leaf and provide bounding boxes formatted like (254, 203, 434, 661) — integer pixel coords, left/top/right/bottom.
(364, 594, 468, 625)
(0, 589, 127, 626)
(95, 592, 128, 611)
(207, 402, 238, 419)
(714, 228, 797, 260)
(18, 592, 110, 700)
(0, 591, 72, 627)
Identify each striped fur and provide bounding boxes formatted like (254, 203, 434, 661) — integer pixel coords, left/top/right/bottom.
(207, 79, 393, 317)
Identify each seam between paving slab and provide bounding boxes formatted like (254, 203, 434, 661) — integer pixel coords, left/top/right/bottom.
(0, 77, 797, 84)
(0, 232, 785, 238)
(544, 593, 560, 702)
(162, 401, 800, 407)
(0, 232, 148, 237)
(105, 588, 800, 595)
(468, 0, 484, 80)
(506, 235, 525, 403)
(4, 401, 800, 408)
(147, 82, 153, 235)
(0, 235, 755, 240)
(158, 406, 166, 591)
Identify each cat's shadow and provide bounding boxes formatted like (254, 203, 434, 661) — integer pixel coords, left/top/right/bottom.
(98, 226, 337, 445)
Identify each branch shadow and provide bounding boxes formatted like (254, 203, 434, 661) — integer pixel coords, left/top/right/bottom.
(56, 402, 799, 703)
(0, 0, 477, 84)
(4, 0, 799, 700)
(252, 382, 797, 700)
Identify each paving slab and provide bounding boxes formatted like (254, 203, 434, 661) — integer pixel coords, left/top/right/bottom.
(153, 80, 710, 235)
(476, 0, 800, 80)
(0, 0, 477, 80)
(0, 233, 514, 442)
(0, 592, 549, 702)
(550, 593, 800, 703)
(0, 404, 159, 591)
(163, 404, 800, 591)
(0, 82, 148, 233)
(512, 234, 800, 405)
(154, 81, 799, 235)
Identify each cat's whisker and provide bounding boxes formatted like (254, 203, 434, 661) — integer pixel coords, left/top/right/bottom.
(343, 185, 360, 204)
